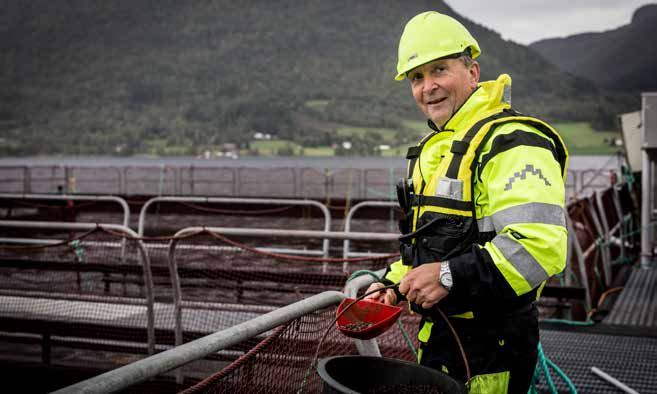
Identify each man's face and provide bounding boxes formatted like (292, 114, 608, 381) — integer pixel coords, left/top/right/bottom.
(408, 57, 480, 128)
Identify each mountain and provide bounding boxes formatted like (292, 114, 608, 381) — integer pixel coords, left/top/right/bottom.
(530, 4, 657, 92)
(0, 0, 628, 156)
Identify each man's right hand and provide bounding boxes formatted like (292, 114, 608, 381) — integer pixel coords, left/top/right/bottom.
(364, 282, 398, 305)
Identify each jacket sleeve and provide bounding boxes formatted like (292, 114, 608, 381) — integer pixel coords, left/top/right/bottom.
(445, 124, 568, 308)
(381, 259, 410, 301)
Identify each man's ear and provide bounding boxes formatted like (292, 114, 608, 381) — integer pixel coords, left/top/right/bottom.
(468, 62, 480, 89)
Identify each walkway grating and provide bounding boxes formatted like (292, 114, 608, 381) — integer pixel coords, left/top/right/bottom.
(538, 328, 657, 393)
(604, 266, 657, 327)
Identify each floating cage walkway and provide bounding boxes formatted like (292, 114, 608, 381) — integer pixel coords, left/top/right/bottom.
(1, 177, 656, 393)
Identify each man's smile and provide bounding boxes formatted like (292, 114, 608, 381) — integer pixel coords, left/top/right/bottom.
(426, 97, 447, 106)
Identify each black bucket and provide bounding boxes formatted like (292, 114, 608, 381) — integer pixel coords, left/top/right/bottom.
(316, 355, 467, 393)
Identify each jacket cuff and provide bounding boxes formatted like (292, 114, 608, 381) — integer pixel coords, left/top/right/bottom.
(445, 244, 524, 306)
(447, 247, 482, 300)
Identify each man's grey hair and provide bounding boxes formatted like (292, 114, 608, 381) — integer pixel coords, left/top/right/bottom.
(461, 54, 475, 67)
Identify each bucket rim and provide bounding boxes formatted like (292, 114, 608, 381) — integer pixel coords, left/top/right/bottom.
(316, 355, 463, 394)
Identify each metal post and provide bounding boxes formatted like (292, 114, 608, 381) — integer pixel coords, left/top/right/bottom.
(593, 191, 613, 286)
(174, 167, 181, 196)
(641, 149, 653, 269)
(122, 167, 129, 195)
(640, 92, 657, 269)
(24, 166, 31, 194)
(566, 216, 592, 310)
(189, 165, 195, 195)
(324, 168, 331, 199)
(611, 186, 627, 262)
(65, 166, 72, 194)
(235, 167, 242, 196)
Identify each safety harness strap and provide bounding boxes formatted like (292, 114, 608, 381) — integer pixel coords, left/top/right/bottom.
(407, 131, 438, 181)
(445, 110, 516, 179)
(406, 146, 422, 159)
(411, 194, 471, 211)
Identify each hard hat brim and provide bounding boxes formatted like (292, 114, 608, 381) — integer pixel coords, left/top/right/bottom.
(394, 48, 479, 81)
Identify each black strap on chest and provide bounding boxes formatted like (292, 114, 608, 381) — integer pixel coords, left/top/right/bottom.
(406, 132, 436, 181)
(406, 146, 421, 159)
(410, 194, 472, 211)
(444, 110, 516, 179)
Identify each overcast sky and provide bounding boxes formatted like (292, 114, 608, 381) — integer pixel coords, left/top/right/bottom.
(444, 0, 656, 45)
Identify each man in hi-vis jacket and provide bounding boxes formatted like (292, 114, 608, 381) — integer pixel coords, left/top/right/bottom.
(366, 11, 568, 393)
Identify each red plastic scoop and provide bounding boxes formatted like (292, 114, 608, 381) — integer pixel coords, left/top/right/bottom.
(336, 298, 402, 340)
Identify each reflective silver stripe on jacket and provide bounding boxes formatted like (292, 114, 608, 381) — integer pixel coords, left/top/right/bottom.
(492, 235, 549, 287)
(477, 202, 566, 233)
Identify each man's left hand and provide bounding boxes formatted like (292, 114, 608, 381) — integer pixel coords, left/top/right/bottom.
(398, 262, 449, 309)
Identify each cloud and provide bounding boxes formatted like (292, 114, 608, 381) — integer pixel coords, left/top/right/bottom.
(445, 0, 656, 44)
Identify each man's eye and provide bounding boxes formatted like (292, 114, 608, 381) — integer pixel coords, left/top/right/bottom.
(410, 73, 423, 82)
(431, 66, 445, 75)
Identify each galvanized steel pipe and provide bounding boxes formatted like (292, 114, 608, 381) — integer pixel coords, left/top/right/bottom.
(51, 290, 345, 394)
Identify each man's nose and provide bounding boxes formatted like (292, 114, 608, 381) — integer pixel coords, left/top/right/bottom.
(422, 74, 438, 95)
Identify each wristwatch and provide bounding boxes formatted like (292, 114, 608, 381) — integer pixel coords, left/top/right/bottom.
(439, 261, 453, 292)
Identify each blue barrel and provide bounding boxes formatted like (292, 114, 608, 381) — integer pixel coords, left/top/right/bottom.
(316, 355, 467, 393)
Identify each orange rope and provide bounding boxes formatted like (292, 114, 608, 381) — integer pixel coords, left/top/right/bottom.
(205, 230, 399, 263)
(177, 201, 294, 215)
(0, 226, 100, 250)
(587, 286, 623, 318)
(101, 226, 205, 242)
(2, 225, 399, 263)
(3, 199, 96, 210)
(99, 226, 396, 267)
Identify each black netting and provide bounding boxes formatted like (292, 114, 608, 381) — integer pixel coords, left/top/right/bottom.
(0, 228, 155, 362)
(178, 306, 424, 394)
(156, 230, 399, 349)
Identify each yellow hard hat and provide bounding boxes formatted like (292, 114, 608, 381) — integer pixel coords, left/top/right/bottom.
(395, 11, 481, 81)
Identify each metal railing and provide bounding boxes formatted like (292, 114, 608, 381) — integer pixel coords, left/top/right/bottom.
(343, 200, 399, 259)
(565, 216, 592, 309)
(51, 290, 346, 394)
(137, 196, 333, 257)
(0, 165, 614, 200)
(566, 184, 635, 312)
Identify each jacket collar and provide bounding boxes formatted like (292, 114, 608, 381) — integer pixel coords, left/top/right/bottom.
(439, 74, 513, 132)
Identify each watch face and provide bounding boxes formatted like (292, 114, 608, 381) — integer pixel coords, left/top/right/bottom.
(440, 262, 452, 289)
(441, 273, 453, 288)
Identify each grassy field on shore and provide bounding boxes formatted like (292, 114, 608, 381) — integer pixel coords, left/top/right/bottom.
(244, 121, 620, 157)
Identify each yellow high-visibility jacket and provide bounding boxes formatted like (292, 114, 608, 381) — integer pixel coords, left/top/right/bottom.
(383, 74, 568, 342)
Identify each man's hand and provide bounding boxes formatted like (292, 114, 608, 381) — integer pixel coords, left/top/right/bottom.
(364, 282, 397, 305)
(398, 262, 448, 309)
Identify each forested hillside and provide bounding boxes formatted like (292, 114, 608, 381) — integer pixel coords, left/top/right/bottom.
(531, 4, 657, 92)
(0, 0, 639, 156)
